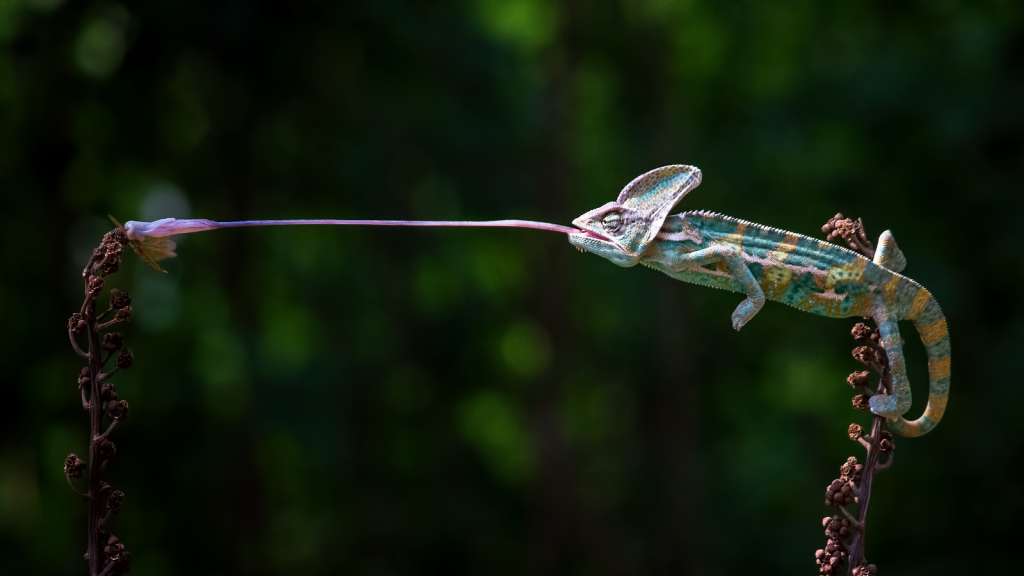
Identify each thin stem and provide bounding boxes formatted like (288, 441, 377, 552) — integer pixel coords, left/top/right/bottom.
(85, 289, 104, 576)
(81, 387, 90, 410)
(97, 319, 118, 331)
(66, 473, 85, 496)
(847, 361, 890, 572)
(96, 420, 118, 442)
(97, 561, 115, 576)
(97, 307, 113, 322)
(100, 366, 120, 381)
(70, 330, 89, 359)
(836, 504, 864, 531)
(875, 452, 894, 472)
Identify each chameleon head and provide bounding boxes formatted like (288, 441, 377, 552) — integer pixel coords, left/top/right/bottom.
(569, 165, 702, 267)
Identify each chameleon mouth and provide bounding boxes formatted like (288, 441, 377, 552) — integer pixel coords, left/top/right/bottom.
(572, 229, 612, 242)
(569, 228, 616, 252)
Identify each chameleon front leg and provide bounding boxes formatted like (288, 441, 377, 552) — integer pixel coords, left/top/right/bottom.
(669, 244, 765, 330)
(867, 315, 913, 419)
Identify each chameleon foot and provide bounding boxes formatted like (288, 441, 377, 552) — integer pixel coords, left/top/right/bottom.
(868, 393, 900, 420)
(731, 296, 765, 331)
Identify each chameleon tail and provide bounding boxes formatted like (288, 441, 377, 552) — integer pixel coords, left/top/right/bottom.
(887, 288, 951, 437)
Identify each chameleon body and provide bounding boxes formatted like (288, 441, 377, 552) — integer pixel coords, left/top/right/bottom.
(569, 165, 950, 437)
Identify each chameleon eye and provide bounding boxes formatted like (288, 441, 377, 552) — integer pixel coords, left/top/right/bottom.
(601, 211, 621, 231)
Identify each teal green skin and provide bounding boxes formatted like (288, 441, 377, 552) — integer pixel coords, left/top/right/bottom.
(569, 166, 950, 437)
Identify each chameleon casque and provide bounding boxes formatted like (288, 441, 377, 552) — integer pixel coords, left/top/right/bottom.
(568, 165, 950, 437)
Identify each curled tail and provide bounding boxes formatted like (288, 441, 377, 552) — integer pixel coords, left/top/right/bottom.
(886, 289, 951, 437)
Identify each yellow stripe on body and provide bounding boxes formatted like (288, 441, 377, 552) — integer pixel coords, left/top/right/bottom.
(770, 233, 801, 262)
(925, 395, 949, 420)
(917, 317, 949, 345)
(927, 356, 951, 380)
(908, 287, 932, 319)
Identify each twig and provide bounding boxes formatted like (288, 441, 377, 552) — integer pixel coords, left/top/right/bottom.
(67, 228, 133, 576)
(875, 452, 894, 473)
(96, 420, 118, 442)
(69, 330, 89, 359)
(97, 319, 118, 331)
(836, 504, 863, 531)
(815, 214, 890, 576)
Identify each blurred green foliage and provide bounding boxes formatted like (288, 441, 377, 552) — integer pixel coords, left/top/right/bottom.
(1, 1, 1022, 574)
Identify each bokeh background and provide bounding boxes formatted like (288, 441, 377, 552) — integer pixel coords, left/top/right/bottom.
(2, 1, 1022, 574)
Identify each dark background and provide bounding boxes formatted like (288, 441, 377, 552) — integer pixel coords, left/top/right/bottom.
(1, 1, 1021, 574)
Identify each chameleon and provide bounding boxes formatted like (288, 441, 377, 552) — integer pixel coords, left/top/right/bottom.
(117, 166, 949, 437)
(568, 165, 950, 437)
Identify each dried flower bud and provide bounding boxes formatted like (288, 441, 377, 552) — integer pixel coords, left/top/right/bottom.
(87, 275, 105, 297)
(879, 430, 894, 453)
(847, 371, 870, 389)
(840, 456, 864, 484)
(840, 456, 858, 477)
(852, 346, 876, 366)
(111, 550, 132, 574)
(98, 230, 126, 276)
(817, 514, 850, 575)
(103, 332, 125, 353)
(848, 424, 863, 441)
(852, 394, 870, 410)
(107, 490, 124, 514)
(98, 439, 117, 459)
(110, 289, 131, 310)
(850, 323, 873, 342)
(78, 367, 91, 390)
(64, 454, 86, 478)
(116, 348, 133, 369)
(114, 306, 133, 323)
(100, 383, 117, 401)
(852, 564, 877, 576)
(106, 227, 128, 247)
(104, 540, 124, 559)
(110, 400, 129, 421)
(69, 313, 87, 334)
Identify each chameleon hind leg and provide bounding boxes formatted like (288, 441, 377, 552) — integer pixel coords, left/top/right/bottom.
(867, 315, 913, 419)
(668, 244, 765, 330)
